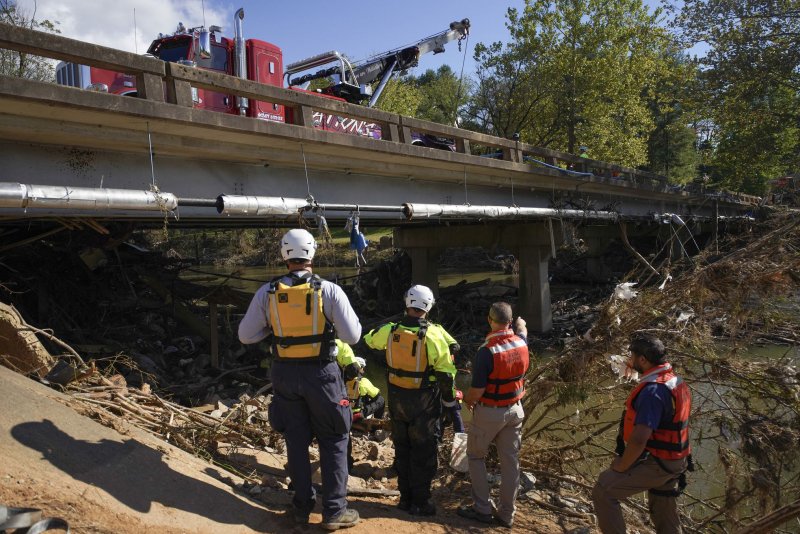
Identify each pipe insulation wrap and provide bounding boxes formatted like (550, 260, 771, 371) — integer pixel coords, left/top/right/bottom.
(401, 202, 620, 221)
(0, 182, 178, 211)
(216, 194, 309, 216)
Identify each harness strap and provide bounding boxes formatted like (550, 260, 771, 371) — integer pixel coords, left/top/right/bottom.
(274, 330, 334, 347)
(482, 387, 524, 401)
(486, 373, 526, 385)
(646, 438, 690, 452)
(647, 455, 690, 498)
(387, 366, 431, 378)
(659, 419, 689, 431)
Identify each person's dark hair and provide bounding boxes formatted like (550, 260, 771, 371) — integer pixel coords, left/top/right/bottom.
(629, 333, 666, 364)
(489, 302, 513, 325)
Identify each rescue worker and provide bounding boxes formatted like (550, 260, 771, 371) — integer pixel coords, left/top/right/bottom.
(347, 357, 386, 422)
(579, 145, 589, 158)
(336, 341, 386, 471)
(592, 333, 692, 534)
(335, 340, 385, 422)
(364, 284, 458, 516)
(238, 228, 361, 531)
(442, 389, 465, 434)
(458, 302, 529, 529)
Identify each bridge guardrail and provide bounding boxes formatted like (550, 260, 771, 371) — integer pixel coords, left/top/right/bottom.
(0, 22, 166, 101)
(0, 21, 669, 189)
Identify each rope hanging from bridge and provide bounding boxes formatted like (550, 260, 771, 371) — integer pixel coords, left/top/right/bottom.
(147, 122, 157, 187)
(300, 143, 314, 204)
(510, 176, 516, 207)
(463, 168, 469, 205)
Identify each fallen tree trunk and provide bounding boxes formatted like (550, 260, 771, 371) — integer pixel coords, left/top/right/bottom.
(0, 302, 55, 377)
(735, 499, 800, 534)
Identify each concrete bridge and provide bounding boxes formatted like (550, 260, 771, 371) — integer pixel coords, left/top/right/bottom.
(0, 23, 758, 332)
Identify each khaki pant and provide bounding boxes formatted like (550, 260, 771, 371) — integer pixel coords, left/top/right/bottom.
(592, 455, 687, 534)
(466, 401, 524, 524)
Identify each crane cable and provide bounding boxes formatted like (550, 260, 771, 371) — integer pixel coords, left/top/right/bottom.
(452, 32, 470, 126)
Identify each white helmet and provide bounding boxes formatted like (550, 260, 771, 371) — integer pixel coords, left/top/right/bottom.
(355, 356, 366, 369)
(280, 229, 317, 261)
(405, 284, 435, 312)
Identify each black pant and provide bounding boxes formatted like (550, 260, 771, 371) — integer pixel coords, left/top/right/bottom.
(388, 385, 442, 506)
(269, 360, 351, 521)
(361, 394, 385, 419)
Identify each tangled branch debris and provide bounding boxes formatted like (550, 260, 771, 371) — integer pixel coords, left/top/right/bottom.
(521, 213, 800, 531)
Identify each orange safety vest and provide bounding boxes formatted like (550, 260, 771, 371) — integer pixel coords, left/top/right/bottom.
(479, 329, 529, 407)
(267, 274, 334, 359)
(622, 363, 691, 460)
(386, 322, 433, 389)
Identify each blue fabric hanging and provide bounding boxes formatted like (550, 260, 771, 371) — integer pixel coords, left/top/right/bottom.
(346, 214, 368, 253)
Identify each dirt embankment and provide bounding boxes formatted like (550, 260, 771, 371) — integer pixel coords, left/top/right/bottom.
(0, 363, 591, 533)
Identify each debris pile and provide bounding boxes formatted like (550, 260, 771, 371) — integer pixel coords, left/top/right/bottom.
(520, 212, 800, 531)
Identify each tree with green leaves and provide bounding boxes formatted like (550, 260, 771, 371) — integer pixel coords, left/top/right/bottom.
(373, 77, 423, 118)
(672, 0, 800, 193)
(376, 65, 471, 126)
(0, 0, 60, 81)
(467, 0, 679, 168)
(643, 50, 700, 184)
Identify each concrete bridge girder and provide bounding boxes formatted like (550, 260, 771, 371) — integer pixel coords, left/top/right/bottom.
(0, 75, 756, 223)
(395, 223, 564, 333)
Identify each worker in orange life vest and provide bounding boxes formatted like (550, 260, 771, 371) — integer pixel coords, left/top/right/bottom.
(592, 333, 692, 534)
(457, 301, 529, 529)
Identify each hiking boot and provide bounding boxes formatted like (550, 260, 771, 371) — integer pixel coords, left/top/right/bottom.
(494, 515, 513, 529)
(456, 504, 493, 524)
(409, 501, 436, 516)
(287, 506, 310, 524)
(289, 498, 314, 524)
(488, 499, 513, 528)
(321, 508, 360, 531)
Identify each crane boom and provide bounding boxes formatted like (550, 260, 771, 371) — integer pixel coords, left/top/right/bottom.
(285, 18, 470, 107)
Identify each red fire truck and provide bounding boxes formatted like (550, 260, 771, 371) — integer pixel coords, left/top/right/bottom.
(55, 8, 469, 147)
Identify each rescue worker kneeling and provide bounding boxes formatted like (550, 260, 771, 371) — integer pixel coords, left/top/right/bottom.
(364, 284, 458, 516)
(335, 341, 385, 471)
(592, 333, 693, 534)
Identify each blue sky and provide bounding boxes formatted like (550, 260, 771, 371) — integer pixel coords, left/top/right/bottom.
(20, 0, 676, 77)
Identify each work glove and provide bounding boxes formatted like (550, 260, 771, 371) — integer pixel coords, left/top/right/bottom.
(352, 412, 364, 422)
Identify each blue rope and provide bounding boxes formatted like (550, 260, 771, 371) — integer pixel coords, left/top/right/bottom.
(479, 151, 594, 177)
(522, 156, 594, 177)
